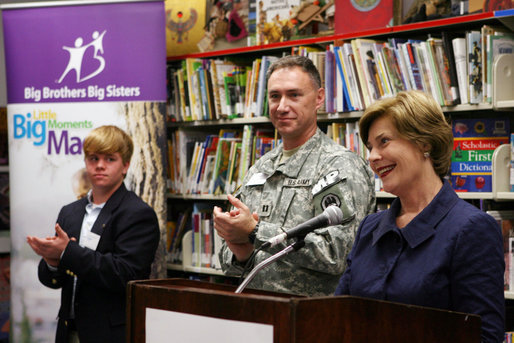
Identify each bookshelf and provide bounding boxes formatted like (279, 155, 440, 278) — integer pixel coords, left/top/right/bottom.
(167, 12, 513, 61)
(165, 11, 514, 281)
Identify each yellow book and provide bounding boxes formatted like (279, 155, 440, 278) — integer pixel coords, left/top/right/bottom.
(351, 39, 372, 108)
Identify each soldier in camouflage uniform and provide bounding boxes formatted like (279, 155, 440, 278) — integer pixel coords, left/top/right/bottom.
(213, 55, 375, 296)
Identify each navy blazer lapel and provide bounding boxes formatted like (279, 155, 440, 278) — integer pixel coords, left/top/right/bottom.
(90, 183, 128, 235)
(66, 198, 88, 240)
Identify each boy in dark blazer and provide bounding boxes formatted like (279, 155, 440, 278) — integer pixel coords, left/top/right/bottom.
(27, 125, 160, 343)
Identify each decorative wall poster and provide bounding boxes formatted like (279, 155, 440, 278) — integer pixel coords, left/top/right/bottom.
(256, 0, 335, 45)
(165, 0, 206, 56)
(334, 0, 393, 35)
(165, 0, 251, 56)
(1, 1, 167, 341)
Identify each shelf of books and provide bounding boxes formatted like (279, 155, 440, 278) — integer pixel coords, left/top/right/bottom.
(167, 216, 226, 277)
(165, 10, 514, 278)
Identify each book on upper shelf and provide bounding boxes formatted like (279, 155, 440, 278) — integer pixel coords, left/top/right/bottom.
(452, 36, 469, 104)
(467, 30, 483, 104)
(388, 38, 412, 91)
(412, 41, 438, 101)
(325, 46, 336, 114)
(427, 37, 456, 106)
(451, 118, 511, 193)
(166, 65, 178, 122)
(381, 42, 407, 95)
(351, 38, 383, 108)
(441, 31, 461, 105)
(486, 30, 514, 103)
(372, 42, 394, 99)
(333, 45, 353, 112)
(308, 51, 327, 112)
(254, 55, 278, 117)
(212, 59, 236, 118)
(403, 40, 425, 92)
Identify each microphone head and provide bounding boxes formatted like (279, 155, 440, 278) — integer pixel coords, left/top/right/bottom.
(324, 205, 344, 225)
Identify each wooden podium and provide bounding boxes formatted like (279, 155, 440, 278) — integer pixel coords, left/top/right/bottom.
(127, 278, 481, 342)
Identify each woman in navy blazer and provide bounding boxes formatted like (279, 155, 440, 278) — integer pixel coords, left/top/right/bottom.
(334, 91, 505, 343)
(27, 126, 160, 343)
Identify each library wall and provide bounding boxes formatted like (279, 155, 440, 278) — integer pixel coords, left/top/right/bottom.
(163, 4, 514, 321)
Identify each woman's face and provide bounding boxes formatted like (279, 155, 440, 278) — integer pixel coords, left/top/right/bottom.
(366, 115, 427, 197)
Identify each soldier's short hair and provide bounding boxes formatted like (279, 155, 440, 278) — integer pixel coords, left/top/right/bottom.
(266, 55, 321, 89)
(359, 90, 453, 179)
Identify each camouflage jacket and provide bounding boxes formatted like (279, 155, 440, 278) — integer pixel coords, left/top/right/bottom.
(220, 128, 376, 296)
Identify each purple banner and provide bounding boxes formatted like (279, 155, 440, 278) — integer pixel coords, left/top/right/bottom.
(2, 1, 166, 103)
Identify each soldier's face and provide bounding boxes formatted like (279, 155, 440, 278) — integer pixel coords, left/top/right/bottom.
(267, 66, 324, 149)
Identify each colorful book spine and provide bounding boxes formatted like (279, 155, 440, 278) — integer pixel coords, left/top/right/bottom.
(255, 56, 278, 117)
(402, 42, 423, 91)
(441, 31, 461, 105)
(467, 31, 483, 104)
(452, 37, 469, 104)
(334, 46, 354, 112)
(325, 47, 336, 114)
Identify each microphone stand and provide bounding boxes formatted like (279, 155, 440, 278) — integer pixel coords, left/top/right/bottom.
(235, 239, 306, 294)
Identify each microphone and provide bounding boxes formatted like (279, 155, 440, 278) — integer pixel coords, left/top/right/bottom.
(263, 205, 345, 248)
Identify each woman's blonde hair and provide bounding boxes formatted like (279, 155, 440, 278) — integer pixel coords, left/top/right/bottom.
(359, 91, 453, 179)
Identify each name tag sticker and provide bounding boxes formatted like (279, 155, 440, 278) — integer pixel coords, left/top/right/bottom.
(82, 232, 101, 251)
(247, 173, 268, 186)
(283, 178, 312, 187)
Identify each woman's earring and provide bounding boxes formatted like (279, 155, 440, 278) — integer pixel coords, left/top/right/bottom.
(424, 151, 430, 158)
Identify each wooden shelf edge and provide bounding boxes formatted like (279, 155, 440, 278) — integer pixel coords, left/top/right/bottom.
(167, 104, 503, 127)
(455, 192, 494, 199)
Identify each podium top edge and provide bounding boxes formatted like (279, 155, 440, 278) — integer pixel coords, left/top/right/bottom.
(0, 0, 163, 10)
(129, 278, 306, 300)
